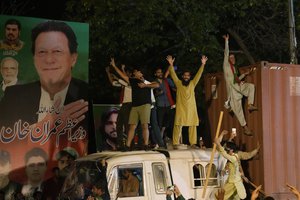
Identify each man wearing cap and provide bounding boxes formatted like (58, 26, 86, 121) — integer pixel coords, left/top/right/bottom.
(44, 147, 78, 199)
(0, 149, 21, 199)
(56, 147, 78, 172)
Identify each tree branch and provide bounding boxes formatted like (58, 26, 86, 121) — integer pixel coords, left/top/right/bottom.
(227, 28, 256, 64)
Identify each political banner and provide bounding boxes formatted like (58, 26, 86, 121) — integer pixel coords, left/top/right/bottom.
(0, 15, 90, 199)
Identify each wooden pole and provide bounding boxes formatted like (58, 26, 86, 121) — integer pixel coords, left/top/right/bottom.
(247, 180, 267, 196)
(202, 111, 223, 198)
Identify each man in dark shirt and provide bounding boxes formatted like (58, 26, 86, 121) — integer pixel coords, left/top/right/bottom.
(154, 67, 176, 141)
(110, 58, 159, 150)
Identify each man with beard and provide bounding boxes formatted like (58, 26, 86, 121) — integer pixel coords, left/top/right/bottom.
(0, 19, 24, 51)
(153, 67, 176, 144)
(166, 55, 208, 148)
(99, 108, 119, 151)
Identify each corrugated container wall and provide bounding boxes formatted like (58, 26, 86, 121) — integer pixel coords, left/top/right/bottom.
(204, 61, 300, 199)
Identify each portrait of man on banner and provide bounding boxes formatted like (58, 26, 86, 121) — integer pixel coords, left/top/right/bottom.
(0, 18, 24, 52)
(0, 16, 93, 198)
(93, 105, 120, 152)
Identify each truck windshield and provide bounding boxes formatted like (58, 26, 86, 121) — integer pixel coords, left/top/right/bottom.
(59, 160, 109, 200)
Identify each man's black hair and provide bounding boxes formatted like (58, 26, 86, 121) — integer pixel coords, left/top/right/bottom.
(5, 18, 21, 30)
(24, 147, 48, 165)
(101, 108, 119, 127)
(225, 141, 238, 152)
(31, 20, 78, 54)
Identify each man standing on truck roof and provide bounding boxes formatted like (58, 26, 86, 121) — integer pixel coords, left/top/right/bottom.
(166, 55, 208, 148)
(110, 58, 159, 150)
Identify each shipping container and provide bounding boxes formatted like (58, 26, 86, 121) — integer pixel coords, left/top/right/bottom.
(204, 61, 300, 199)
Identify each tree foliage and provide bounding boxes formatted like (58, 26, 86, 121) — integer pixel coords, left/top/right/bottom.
(63, 0, 298, 103)
(1, 0, 298, 104)
(65, 0, 224, 103)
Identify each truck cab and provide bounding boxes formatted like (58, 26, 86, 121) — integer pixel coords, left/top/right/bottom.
(60, 149, 223, 200)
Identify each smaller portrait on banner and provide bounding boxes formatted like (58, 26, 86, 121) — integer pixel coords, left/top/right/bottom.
(0, 57, 20, 99)
(99, 108, 119, 151)
(93, 105, 120, 152)
(21, 147, 48, 199)
(0, 149, 22, 200)
(0, 18, 24, 52)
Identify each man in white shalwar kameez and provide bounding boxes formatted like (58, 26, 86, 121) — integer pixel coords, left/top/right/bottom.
(223, 34, 257, 136)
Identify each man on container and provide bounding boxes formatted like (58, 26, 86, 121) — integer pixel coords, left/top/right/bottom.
(223, 34, 257, 136)
(166, 55, 208, 148)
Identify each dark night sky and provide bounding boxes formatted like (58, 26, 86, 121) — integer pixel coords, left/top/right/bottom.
(21, 0, 67, 20)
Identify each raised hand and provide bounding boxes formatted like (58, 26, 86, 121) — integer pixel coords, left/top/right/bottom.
(223, 34, 229, 40)
(287, 183, 300, 199)
(110, 57, 116, 67)
(166, 55, 175, 66)
(221, 130, 229, 136)
(251, 185, 262, 200)
(173, 184, 182, 197)
(201, 55, 208, 65)
(215, 188, 225, 200)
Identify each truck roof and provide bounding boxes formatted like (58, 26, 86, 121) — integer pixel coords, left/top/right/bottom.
(76, 148, 219, 163)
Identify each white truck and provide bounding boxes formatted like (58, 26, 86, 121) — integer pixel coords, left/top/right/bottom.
(60, 149, 223, 200)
